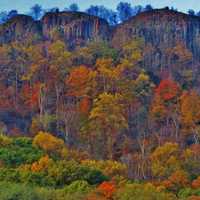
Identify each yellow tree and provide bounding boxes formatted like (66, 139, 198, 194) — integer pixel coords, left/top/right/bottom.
(180, 90, 200, 143)
(96, 58, 118, 93)
(150, 142, 181, 179)
(33, 131, 64, 156)
(47, 40, 72, 129)
(89, 93, 128, 159)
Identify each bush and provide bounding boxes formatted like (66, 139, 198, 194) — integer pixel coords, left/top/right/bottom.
(0, 134, 12, 147)
(0, 182, 40, 200)
(0, 137, 44, 167)
(33, 131, 64, 158)
(0, 181, 90, 200)
(47, 160, 108, 186)
(63, 180, 91, 194)
(0, 160, 108, 187)
(115, 183, 177, 200)
(81, 159, 128, 178)
(178, 188, 200, 199)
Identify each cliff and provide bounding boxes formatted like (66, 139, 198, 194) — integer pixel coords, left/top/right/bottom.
(0, 11, 110, 47)
(1, 9, 200, 71)
(42, 11, 110, 47)
(112, 9, 200, 72)
(0, 15, 42, 44)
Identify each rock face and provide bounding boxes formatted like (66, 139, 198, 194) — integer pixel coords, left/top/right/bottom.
(1, 9, 200, 71)
(0, 15, 42, 44)
(42, 11, 110, 47)
(0, 11, 110, 47)
(112, 9, 200, 72)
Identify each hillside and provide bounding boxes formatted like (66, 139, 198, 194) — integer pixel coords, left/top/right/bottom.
(1, 8, 200, 200)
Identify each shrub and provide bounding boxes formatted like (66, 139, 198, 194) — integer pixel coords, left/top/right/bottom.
(192, 177, 200, 189)
(62, 180, 91, 194)
(0, 137, 44, 167)
(0, 134, 12, 147)
(0, 182, 40, 200)
(115, 183, 177, 200)
(98, 181, 116, 199)
(178, 188, 200, 199)
(33, 131, 64, 157)
(47, 160, 108, 186)
(81, 159, 128, 178)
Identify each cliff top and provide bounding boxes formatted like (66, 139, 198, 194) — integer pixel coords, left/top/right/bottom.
(121, 8, 200, 26)
(42, 11, 107, 22)
(1, 8, 200, 29)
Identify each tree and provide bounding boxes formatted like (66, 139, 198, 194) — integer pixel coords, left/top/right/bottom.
(182, 144, 200, 176)
(150, 79, 181, 142)
(121, 38, 144, 71)
(47, 40, 72, 127)
(115, 183, 177, 200)
(132, 5, 144, 15)
(117, 2, 133, 22)
(7, 10, 18, 19)
(33, 131, 64, 156)
(107, 10, 118, 26)
(86, 6, 118, 25)
(197, 11, 200, 17)
(31, 155, 52, 172)
(49, 7, 59, 13)
(144, 5, 153, 11)
(74, 41, 118, 65)
(0, 137, 44, 167)
(192, 176, 200, 189)
(69, 3, 79, 12)
(30, 4, 43, 20)
(89, 93, 128, 159)
(86, 5, 99, 16)
(150, 142, 181, 179)
(96, 58, 118, 92)
(81, 159, 127, 178)
(4, 42, 30, 109)
(165, 43, 193, 85)
(0, 11, 8, 23)
(97, 182, 116, 199)
(162, 170, 189, 193)
(66, 65, 96, 98)
(180, 91, 200, 143)
(188, 9, 195, 16)
(155, 79, 180, 102)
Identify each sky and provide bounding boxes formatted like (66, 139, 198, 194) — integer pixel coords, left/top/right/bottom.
(0, 0, 198, 13)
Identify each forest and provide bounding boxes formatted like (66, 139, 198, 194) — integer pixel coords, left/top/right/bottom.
(0, 2, 200, 200)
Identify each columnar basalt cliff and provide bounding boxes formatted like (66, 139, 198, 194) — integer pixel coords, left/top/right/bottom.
(0, 11, 110, 47)
(1, 9, 200, 71)
(42, 11, 110, 47)
(112, 9, 200, 73)
(0, 15, 42, 44)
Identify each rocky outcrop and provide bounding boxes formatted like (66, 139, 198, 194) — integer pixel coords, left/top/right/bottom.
(0, 11, 110, 47)
(0, 15, 42, 44)
(1, 9, 200, 73)
(112, 9, 200, 72)
(42, 11, 110, 47)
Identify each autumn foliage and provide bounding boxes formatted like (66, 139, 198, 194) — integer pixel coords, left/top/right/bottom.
(97, 182, 116, 199)
(155, 79, 180, 101)
(33, 131, 64, 155)
(0, 31, 200, 199)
